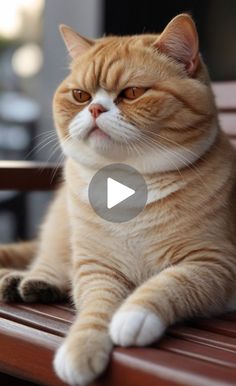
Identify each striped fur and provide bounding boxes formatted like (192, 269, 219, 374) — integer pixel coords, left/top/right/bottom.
(0, 14, 236, 386)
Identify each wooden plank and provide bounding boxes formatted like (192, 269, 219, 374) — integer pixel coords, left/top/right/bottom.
(169, 324, 236, 351)
(0, 373, 38, 386)
(0, 161, 62, 191)
(107, 347, 236, 386)
(0, 318, 65, 386)
(18, 303, 75, 322)
(190, 319, 236, 338)
(0, 304, 71, 337)
(220, 313, 236, 323)
(1, 303, 236, 386)
(230, 138, 236, 149)
(157, 336, 236, 368)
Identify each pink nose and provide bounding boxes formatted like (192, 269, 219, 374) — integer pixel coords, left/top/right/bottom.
(88, 103, 107, 119)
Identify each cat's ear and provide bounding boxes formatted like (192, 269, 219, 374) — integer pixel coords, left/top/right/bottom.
(154, 14, 199, 75)
(59, 24, 94, 59)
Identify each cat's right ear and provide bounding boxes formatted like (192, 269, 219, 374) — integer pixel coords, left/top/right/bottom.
(59, 25, 94, 59)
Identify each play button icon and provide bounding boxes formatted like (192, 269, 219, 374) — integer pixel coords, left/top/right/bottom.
(88, 164, 147, 222)
(107, 178, 135, 209)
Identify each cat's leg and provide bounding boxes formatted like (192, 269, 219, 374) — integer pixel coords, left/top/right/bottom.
(0, 240, 36, 270)
(54, 258, 134, 386)
(0, 240, 36, 277)
(0, 187, 71, 303)
(110, 261, 234, 347)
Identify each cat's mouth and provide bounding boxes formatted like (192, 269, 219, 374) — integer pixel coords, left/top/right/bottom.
(88, 125, 111, 140)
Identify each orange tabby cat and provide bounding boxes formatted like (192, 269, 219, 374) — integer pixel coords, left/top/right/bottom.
(0, 14, 236, 386)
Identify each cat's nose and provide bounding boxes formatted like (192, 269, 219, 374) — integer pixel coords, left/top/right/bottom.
(88, 103, 107, 119)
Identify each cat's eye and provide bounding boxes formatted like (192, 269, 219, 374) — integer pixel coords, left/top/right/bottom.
(121, 87, 147, 100)
(72, 89, 91, 103)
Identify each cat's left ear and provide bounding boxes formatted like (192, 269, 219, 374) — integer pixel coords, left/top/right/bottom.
(59, 24, 94, 59)
(154, 14, 199, 75)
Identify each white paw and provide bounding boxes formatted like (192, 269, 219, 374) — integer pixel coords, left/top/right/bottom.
(54, 343, 80, 386)
(110, 309, 166, 347)
(54, 339, 111, 386)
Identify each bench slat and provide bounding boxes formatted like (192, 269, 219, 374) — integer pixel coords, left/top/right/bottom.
(169, 325, 236, 351)
(1, 303, 236, 386)
(0, 161, 62, 191)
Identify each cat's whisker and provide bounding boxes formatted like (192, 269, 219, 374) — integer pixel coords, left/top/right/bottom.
(137, 133, 210, 192)
(33, 130, 57, 139)
(44, 142, 62, 164)
(149, 129, 224, 168)
(50, 152, 65, 184)
(138, 131, 214, 191)
(37, 143, 62, 174)
(35, 137, 59, 155)
(39, 135, 71, 180)
(138, 134, 196, 170)
(141, 128, 208, 160)
(25, 134, 58, 160)
(134, 136, 184, 180)
(138, 134, 210, 191)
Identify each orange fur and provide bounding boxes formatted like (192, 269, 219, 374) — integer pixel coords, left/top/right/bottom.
(0, 14, 236, 386)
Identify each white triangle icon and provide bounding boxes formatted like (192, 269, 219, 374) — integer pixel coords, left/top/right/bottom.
(107, 177, 135, 209)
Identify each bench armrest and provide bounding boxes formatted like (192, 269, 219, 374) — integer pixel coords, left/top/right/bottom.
(0, 161, 62, 191)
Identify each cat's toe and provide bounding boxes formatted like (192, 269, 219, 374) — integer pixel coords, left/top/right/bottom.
(0, 272, 24, 302)
(54, 343, 80, 386)
(110, 308, 166, 347)
(19, 279, 64, 303)
(0, 268, 15, 280)
(54, 339, 111, 386)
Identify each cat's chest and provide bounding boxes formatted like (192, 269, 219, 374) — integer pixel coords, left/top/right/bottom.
(102, 220, 171, 282)
(66, 158, 186, 210)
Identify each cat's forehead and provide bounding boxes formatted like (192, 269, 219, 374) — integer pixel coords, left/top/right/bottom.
(69, 35, 177, 93)
(88, 34, 158, 59)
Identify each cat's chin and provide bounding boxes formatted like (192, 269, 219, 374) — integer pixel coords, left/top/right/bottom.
(88, 126, 110, 140)
(87, 130, 114, 151)
(83, 128, 137, 161)
(62, 137, 130, 168)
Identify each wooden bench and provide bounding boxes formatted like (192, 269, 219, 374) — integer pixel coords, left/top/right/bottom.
(0, 82, 236, 386)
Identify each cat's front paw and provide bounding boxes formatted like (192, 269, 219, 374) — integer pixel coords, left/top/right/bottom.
(19, 278, 65, 303)
(110, 308, 166, 347)
(0, 271, 25, 302)
(54, 334, 112, 386)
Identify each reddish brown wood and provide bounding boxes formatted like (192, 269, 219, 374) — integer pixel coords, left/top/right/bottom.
(0, 303, 72, 337)
(168, 324, 236, 351)
(1, 303, 236, 386)
(0, 161, 62, 191)
(157, 335, 236, 368)
(190, 318, 236, 338)
(110, 346, 236, 386)
(230, 139, 236, 149)
(0, 373, 38, 386)
(220, 313, 236, 323)
(0, 316, 65, 386)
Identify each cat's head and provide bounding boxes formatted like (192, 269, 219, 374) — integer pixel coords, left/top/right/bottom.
(53, 14, 217, 173)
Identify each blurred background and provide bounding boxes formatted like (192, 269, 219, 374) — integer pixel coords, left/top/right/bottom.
(0, 0, 235, 242)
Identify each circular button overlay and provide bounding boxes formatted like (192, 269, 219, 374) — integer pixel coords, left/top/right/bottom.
(88, 163, 147, 223)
